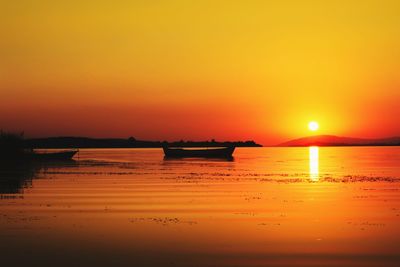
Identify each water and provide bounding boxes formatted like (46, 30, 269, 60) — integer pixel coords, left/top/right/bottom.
(1, 147, 400, 266)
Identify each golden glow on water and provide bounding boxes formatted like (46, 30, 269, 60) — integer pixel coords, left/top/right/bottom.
(1, 148, 400, 266)
(309, 146, 319, 181)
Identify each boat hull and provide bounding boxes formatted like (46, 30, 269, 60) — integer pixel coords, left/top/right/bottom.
(163, 146, 235, 158)
(26, 150, 78, 161)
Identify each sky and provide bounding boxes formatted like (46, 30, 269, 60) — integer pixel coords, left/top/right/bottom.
(1, 0, 400, 145)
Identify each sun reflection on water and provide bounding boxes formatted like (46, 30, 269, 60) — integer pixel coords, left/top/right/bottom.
(309, 146, 319, 181)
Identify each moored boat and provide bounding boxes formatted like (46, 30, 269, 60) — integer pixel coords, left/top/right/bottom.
(163, 146, 235, 158)
(0, 132, 77, 162)
(25, 150, 78, 161)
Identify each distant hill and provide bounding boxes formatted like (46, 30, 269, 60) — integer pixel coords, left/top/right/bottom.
(278, 135, 400, 147)
(25, 137, 262, 149)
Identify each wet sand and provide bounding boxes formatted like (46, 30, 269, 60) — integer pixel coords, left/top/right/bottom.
(1, 147, 400, 266)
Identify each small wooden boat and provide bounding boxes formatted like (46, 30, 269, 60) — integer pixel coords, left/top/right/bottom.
(26, 150, 78, 161)
(163, 146, 235, 158)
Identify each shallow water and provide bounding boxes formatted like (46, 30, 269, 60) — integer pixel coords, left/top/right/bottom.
(1, 147, 400, 266)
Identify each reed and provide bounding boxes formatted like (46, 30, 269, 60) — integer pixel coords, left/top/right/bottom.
(0, 130, 25, 159)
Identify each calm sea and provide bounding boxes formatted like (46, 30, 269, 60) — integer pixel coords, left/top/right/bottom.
(1, 147, 400, 266)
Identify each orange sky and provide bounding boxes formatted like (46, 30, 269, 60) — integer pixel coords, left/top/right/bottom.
(1, 0, 400, 145)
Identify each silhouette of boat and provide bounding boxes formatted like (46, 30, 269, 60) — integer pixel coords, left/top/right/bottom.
(25, 150, 78, 161)
(163, 146, 235, 158)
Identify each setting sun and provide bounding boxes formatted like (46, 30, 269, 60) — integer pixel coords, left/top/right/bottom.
(2, 1, 400, 267)
(308, 121, 319, 131)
